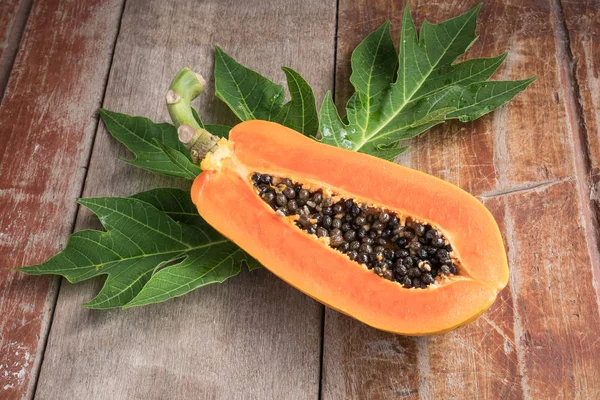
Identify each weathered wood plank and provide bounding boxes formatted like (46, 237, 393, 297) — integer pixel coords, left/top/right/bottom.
(321, 315, 420, 398)
(33, 0, 336, 398)
(559, 0, 600, 303)
(0, 0, 32, 99)
(561, 0, 600, 174)
(484, 181, 600, 399)
(0, 1, 124, 398)
(323, 0, 600, 398)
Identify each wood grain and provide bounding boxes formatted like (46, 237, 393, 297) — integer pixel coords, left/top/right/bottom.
(0, 0, 32, 100)
(561, 0, 600, 174)
(33, 0, 336, 399)
(485, 180, 600, 399)
(0, 1, 124, 398)
(560, 0, 600, 304)
(322, 0, 600, 398)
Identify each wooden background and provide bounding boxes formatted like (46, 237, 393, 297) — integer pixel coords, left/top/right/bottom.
(1, 0, 599, 398)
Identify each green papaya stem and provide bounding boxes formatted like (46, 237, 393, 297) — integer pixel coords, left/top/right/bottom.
(166, 68, 219, 163)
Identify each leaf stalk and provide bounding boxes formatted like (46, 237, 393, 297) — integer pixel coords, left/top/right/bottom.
(166, 68, 219, 163)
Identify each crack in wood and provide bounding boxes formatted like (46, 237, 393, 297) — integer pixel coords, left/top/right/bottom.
(550, 0, 600, 310)
(479, 178, 571, 199)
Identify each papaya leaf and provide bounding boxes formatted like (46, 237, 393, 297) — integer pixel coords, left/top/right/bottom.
(273, 67, 319, 134)
(123, 246, 242, 308)
(19, 192, 254, 309)
(153, 140, 200, 179)
(132, 188, 261, 271)
(132, 187, 204, 225)
(100, 109, 200, 179)
(319, 4, 536, 160)
(214, 46, 318, 135)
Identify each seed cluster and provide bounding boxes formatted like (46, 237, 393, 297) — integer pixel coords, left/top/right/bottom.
(252, 173, 458, 289)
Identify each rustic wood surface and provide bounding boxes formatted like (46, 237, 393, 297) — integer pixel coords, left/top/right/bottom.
(0, 0, 124, 398)
(1, 0, 598, 399)
(561, 0, 600, 299)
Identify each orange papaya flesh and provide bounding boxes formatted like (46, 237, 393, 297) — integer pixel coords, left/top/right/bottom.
(192, 120, 509, 335)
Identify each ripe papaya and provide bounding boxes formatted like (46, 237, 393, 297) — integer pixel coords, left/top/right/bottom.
(166, 68, 509, 335)
(190, 120, 508, 335)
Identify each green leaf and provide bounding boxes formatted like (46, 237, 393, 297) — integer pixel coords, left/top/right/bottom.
(132, 188, 204, 225)
(133, 187, 263, 291)
(123, 245, 244, 308)
(319, 92, 349, 148)
(244, 258, 263, 271)
(191, 107, 203, 127)
(412, 53, 507, 99)
(273, 67, 319, 134)
(214, 46, 319, 135)
(346, 21, 397, 139)
(20, 193, 252, 309)
(127, 189, 262, 306)
(152, 140, 200, 180)
(132, 188, 261, 270)
(214, 46, 284, 121)
(319, 5, 536, 159)
(100, 109, 199, 179)
(446, 79, 537, 122)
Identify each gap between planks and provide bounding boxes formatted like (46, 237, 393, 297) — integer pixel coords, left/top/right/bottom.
(0, 0, 34, 103)
(319, 0, 341, 398)
(28, 1, 129, 398)
(550, 0, 600, 311)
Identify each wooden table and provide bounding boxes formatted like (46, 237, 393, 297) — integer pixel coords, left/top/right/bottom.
(1, 0, 599, 398)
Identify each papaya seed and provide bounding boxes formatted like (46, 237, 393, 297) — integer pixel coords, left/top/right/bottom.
(251, 172, 459, 289)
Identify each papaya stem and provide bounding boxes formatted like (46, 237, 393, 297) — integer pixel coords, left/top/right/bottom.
(166, 68, 219, 163)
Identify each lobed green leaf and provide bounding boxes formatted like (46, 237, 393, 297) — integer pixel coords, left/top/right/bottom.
(20, 190, 257, 309)
(214, 46, 319, 135)
(319, 4, 536, 159)
(273, 67, 319, 134)
(100, 109, 199, 179)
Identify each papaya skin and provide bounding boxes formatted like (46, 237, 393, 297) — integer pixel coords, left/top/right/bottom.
(191, 120, 509, 335)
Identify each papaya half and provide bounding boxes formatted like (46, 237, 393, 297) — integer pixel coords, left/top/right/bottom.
(168, 69, 509, 336)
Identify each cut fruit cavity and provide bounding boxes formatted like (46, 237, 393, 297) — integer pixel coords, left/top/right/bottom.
(251, 172, 459, 289)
